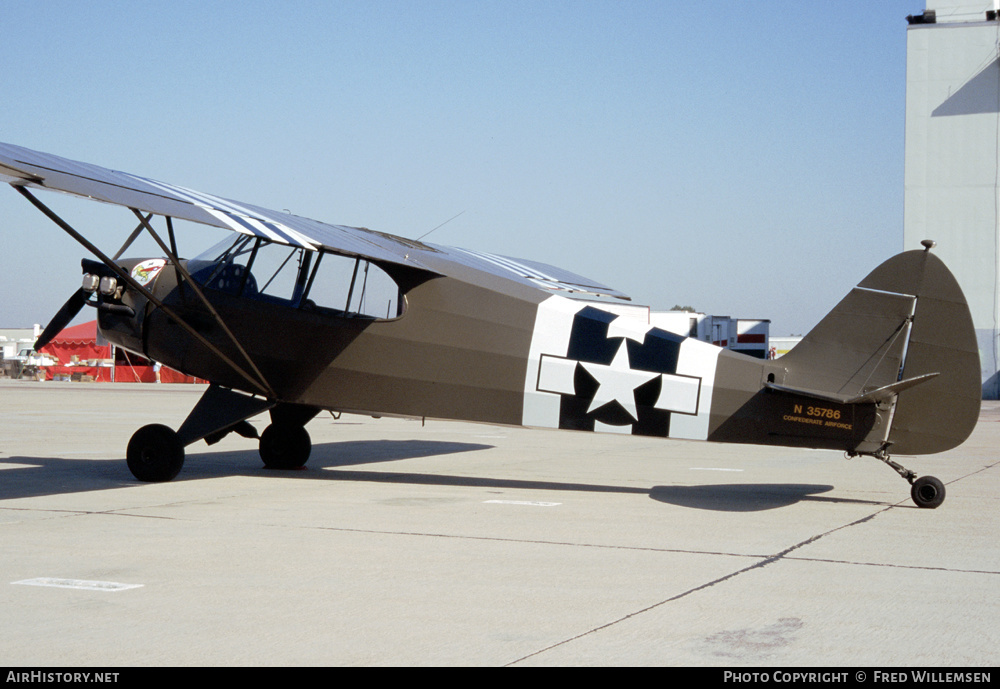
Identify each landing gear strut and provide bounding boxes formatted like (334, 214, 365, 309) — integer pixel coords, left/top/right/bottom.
(851, 448, 946, 509)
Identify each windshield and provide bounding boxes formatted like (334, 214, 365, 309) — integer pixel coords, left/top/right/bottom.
(187, 235, 256, 296)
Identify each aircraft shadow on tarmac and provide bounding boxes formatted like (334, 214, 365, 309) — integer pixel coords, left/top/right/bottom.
(0, 440, 889, 511)
(0, 439, 491, 501)
(650, 484, 850, 512)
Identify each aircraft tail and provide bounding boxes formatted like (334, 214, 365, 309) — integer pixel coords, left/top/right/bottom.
(775, 246, 981, 455)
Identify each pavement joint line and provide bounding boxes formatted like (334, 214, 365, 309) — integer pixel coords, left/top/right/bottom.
(943, 458, 1000, 484)
(779, 555, 1000, 576)
(6, 494, 996, 578)
(8, 499, 998, 578)
(506, 503, 901, 666)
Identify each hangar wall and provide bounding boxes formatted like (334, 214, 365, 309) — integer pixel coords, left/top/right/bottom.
(905, 0, 1000, 398)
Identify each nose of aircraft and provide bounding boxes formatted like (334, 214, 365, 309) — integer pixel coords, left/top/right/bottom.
(35, 257, 157, 355)
(90, 257, 159, 354)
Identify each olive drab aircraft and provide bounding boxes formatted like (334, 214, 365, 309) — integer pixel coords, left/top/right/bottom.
(0, 142, 982, 508)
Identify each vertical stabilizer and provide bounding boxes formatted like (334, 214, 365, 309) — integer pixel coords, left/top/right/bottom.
(858, 249, 981, 454)
(780, 248, 980, 455)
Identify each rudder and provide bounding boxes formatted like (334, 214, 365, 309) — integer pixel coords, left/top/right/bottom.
(778, 248, 980, 455)
(858, 249, 981, 454)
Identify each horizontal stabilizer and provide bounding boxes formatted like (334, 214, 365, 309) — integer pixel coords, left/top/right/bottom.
(764, 372, 940, 406)
(842, 373, 939, 405)
(763, 382, 856, 405)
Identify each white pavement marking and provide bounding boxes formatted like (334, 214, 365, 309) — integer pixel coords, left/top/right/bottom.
(484, 500, 561, 507)
(12, 578, 143, 592)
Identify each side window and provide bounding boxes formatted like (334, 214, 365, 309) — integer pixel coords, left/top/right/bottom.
(303, 252, 401, 319)
(250, 242, 309, 304)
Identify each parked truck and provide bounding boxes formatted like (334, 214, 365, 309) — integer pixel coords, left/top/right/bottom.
(2, 347, 56, 379)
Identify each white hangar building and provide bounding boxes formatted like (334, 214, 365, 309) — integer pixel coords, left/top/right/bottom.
(905, 0, 1000, 398)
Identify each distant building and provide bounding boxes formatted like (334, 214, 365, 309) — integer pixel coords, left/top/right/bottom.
(649, 311, 771, 359)
(905, 1, 1000, 397)
(768, 336, 802, 359)
(567, 303, 771, 358)
(0, 326, 39, 359)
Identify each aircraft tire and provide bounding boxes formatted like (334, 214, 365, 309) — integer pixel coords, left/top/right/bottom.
(127, 424, 185, 482)
(259, 423, 311, 470)
(910, 475, 946, 509)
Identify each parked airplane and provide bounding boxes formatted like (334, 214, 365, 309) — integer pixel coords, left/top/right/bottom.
(0, 142, 981, 508)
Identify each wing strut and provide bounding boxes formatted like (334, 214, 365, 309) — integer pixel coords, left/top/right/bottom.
(111, 213, 153, 260)
(129, 208, 276, 399)
(14, 186, 275, 398)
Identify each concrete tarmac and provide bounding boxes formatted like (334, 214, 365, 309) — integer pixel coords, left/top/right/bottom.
(0, 379, 997, 667)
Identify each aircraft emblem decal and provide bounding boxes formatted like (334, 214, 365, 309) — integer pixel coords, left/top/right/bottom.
(130, 259, 166, 287)
(533, 306, 702, 436)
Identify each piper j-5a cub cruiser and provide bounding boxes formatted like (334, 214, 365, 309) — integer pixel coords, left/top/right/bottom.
(0, 142, 982, 509)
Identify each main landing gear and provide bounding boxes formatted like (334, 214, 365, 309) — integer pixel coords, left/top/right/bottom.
(124, 385, 319, 482)
(126, 420, 313, 481)
(849, 448, 946, 509)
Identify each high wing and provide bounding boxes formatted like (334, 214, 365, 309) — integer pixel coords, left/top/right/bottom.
(0, 142, 629, 301)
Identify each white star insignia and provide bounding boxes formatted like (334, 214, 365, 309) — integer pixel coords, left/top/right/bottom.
(580, 341, 659, 421)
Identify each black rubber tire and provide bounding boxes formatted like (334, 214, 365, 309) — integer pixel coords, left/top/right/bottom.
(259, 423, 311, 470)
(127, 424, 185, 482)
(911, 475, 946, 509)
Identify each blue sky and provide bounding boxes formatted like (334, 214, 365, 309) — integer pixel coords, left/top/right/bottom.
(0, 1, 925, 335)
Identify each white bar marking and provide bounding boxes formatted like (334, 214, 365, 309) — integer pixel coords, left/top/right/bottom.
(654, 373, 701, 415)
(12, 578, 143, 592)
(484, 500, 561, 507)
(537, 354, 577, 395)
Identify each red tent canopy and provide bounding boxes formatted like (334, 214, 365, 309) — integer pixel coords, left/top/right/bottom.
(38, 320, 110, 363)
(50, 320, 97, 342)
(37, 320, 202, 383)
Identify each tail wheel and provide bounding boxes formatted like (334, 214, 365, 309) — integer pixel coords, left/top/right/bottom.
(867, 450, 947, 510)
(910, 475, 946, 509)
(259, 422, 311, 470)
(127, 424, 184, 482)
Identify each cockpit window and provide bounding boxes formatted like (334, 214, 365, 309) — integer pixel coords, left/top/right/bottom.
(188, 236, 402, 319)
(187, 235, 255, 295)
